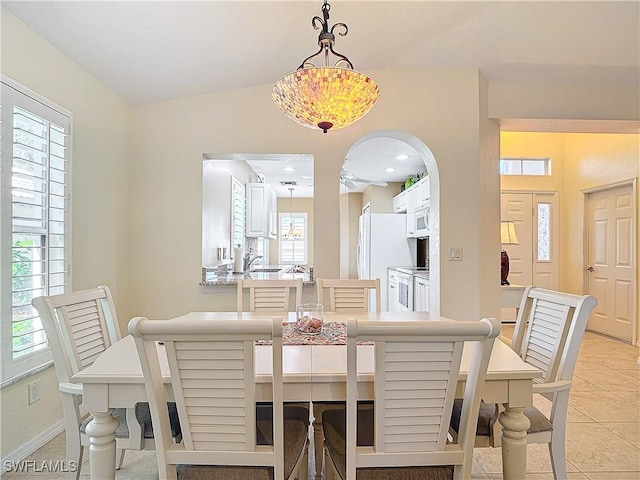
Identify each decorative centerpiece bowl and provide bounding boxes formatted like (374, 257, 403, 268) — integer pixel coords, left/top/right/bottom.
(296, 303, 323, 334)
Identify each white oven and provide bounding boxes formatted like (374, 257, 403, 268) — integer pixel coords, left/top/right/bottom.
(397, 270, 413, 311)
(414, 200, 430, 238)
(389, 269, 413, 312)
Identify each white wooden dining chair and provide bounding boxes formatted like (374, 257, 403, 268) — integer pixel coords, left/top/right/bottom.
(32, 286, 181, 479)
(316, 278, 381, 312)
(236, 278, 303, 312)
(322, 317, 500, 480)
(129, 316, 310, 480)
(450, 286, 597, 480)
(313, 278, 382, 477)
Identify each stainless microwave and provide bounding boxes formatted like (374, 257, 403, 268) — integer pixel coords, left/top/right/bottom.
(414, 201, 430, 237)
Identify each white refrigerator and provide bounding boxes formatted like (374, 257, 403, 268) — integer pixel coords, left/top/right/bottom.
(357, 213, 416, 310)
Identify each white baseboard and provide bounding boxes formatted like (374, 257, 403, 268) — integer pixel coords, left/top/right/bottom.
(1, 420, 65, 473)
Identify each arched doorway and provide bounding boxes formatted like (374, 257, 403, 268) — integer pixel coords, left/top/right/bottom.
(339, 130, 440, 315)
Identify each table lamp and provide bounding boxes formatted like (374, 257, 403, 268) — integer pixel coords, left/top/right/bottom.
(501, 221, 519, 285)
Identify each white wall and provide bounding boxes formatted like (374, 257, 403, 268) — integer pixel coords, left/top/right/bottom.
(127, 68, 498, 324)
(490, 81, 640, 122)
(1, 9, 133, 457)
(362, 183, 401, 213)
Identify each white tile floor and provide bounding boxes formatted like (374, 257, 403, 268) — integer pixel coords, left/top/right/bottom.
(3, 327, 639, 479)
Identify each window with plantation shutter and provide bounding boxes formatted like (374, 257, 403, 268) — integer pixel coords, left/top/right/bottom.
(1, 79, 72, 384)
(278, 212, 307, 265)
(230, 176, 245, 250)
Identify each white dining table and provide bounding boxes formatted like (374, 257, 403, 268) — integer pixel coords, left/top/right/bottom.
(73, 311, 541, 480)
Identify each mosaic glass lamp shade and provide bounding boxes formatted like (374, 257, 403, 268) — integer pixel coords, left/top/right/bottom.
(272, 0, 379, 133)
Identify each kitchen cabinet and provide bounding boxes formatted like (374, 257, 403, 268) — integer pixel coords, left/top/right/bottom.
(414, 275, 430, 312)
(268, 185, 277, 239)
(392, 190, 408, 213)
(388, 270, 401, 312)
(414, 176, 430, 207)
(246, 182, 277, 239)
(388, 268, 413, 311)
(405, 188, 416, 238)
(392, 177, 429, 238)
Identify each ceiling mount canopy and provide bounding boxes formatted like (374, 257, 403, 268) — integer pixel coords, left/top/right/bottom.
(272, 0, 380, 134)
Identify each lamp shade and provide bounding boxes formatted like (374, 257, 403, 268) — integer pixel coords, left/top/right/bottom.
(500, 221, 519, 245)
(272, 66, 379, 133)
(272, 0, 380, 133)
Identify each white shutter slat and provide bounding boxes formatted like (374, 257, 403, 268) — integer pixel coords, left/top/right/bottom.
(3, 86, 71, 375)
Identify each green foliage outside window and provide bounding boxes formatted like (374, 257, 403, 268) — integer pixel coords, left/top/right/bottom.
(12, 239, 36, 351)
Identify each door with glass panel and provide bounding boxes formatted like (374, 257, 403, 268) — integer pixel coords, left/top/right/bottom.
(501, 192, 558, 318)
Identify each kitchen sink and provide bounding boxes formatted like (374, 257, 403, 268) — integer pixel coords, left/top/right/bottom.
(249, 267, 283, 273)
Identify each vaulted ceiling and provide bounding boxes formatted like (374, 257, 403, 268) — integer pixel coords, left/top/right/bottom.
(5, 1, 638, 105)
(5, 1, 638, 195)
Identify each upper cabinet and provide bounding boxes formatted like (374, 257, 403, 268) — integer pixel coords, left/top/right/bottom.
(392, 176, 430, 238)
(392, 176, 430, 212)
(414, 176, 430, 207)
(405, 187, 416, 237)
(246, 182, 277, 239)
(392, 189, 408, 213)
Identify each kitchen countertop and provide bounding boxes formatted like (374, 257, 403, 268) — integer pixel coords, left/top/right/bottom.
(388, 266, 430, 278)
(200, 265, 315, 286)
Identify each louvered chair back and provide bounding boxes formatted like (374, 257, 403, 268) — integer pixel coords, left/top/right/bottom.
(337, 318, 499, 479)
(32, 286, 153, 479)
(237, 278, 303, 312)
(511, 286, 597, 389)
(130, 316, 308, 480)
(35, 286, 120, 379)
(460, 287, 597, 480)
(316, 278, 381, 312)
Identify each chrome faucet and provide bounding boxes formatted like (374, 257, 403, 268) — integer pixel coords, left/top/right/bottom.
(244, 253, 263, 271)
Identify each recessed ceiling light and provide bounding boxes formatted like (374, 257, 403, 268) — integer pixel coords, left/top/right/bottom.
(395, 154, 408, 160)
(283, 166, 295, 172)
(301, 175, 313, 180)
(384, 167, 396, 173)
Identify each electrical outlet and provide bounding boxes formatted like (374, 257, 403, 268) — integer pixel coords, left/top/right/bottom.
(28, 380, 41, 405)
(448, 247, 463, 261)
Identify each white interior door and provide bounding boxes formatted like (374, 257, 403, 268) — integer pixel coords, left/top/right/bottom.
(501, 192, 558, 321)
(586, 183, 636, 343)
(501, 193, 534, 286)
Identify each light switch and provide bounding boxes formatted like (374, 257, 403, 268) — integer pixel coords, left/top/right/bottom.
(449, 247, 463, 261)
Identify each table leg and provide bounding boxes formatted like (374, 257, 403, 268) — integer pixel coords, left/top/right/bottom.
(84, 410, 119, 480)
(312, 403, 330, 480)
(498, 404, 530, 480)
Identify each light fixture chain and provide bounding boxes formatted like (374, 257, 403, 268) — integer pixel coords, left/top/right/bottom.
(298, 0, 354, 69)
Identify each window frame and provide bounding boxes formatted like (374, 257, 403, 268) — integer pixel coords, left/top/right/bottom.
(1, 76, 73, 385)
(278, 212, 308, 265)
(500, 157, 552, 176)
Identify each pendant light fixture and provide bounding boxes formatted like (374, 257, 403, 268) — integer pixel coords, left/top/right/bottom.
(286, 187, 295, 240)
(272, 0, 380, 133)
